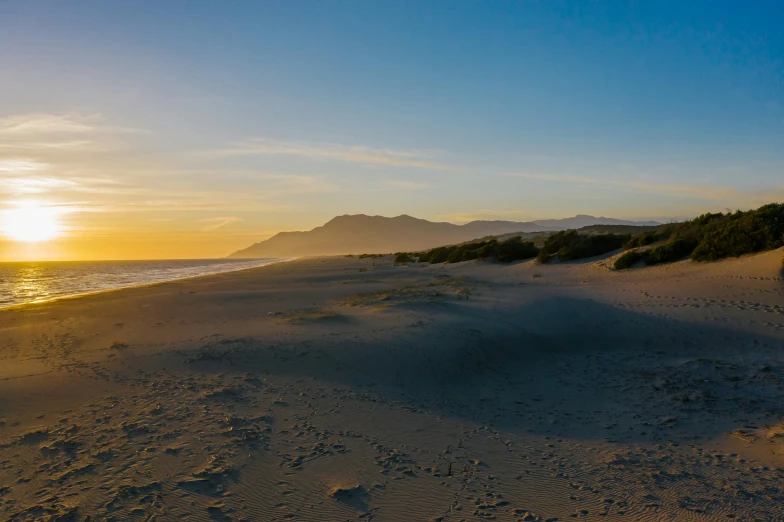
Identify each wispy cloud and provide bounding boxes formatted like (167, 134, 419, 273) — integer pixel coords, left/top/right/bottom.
(385, 180, 433, 190)
(0, 113, 143, 155)
(198, 216, 243, 232)
(503, 172, 755, 201)
(214, 138, 455, 171)
(4, 177, 79, 194)
(0, 159, 49, 172)
(0, 113, 97, 136)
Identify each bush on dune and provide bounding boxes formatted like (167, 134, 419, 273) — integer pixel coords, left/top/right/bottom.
(445, 240, 496, 263)
(613, 203, 784, 270)
(495, 237, 540, 262)
(690, 204, 784, 261)
(394, 252, 415, 264)
(645, 239, 699, 265)
(417, 237, 539, 265)
(614, 250, 644, 270)
(420, 203, 784, 271)
(420, 246, 453, 263)
(537, 230, 630, 263)
(624, 230, 666, 250)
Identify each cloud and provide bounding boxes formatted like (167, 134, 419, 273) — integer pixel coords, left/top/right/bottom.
(508, 173, 601, 185)
(385, 180, 432, 190)
(198, 216, 243, 232)
(0, 113, 97, 136)
(0, 113, 144, 154)
(215, 138, 455, 171)
(0, 159, 49, 172)
(503, 172, 759, 201)
(3, 177, 80, 195)
(0, 140, 96, 151)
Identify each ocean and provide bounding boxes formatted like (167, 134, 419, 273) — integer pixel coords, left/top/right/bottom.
(0, 258, 286, 309)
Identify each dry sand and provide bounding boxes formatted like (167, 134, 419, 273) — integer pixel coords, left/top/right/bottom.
(1, 250, 784, 521)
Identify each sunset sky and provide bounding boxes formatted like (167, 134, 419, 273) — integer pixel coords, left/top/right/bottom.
(2, 1, 783, 261)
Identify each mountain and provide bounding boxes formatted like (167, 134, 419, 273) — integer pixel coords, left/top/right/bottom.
(532, 214, 660, 229)
(229, 214, 659, 258)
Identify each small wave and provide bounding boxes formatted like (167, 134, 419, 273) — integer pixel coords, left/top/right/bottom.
(0, 258, 290, 310)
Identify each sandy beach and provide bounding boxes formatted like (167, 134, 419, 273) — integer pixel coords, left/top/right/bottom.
(1, 251, 784, 521)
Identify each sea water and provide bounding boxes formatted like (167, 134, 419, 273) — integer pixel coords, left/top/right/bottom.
(0, 258, 285, 309)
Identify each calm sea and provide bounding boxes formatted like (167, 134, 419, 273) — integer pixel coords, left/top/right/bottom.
(0, 258, 286, 310)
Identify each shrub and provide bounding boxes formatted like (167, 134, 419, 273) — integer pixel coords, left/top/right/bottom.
(624, 230, 665, 250)
(445, 242, 483, 263)
(537, 230, 578, 262)
(645, 239, 698, 265)
(611, 203, 784, 270)
(495, 237, 539, 262)
(614, 250, 644, 270)
(538, 230, 630, 263)
(394, 252, 414, 264)
(690, 204, 784, 261)
(417, 237, 539, 264)
(426, 246, 454, 264)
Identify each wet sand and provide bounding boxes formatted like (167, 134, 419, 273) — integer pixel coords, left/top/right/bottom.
(1, 250, 784, 521)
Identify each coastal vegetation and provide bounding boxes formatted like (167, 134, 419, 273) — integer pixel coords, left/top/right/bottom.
(614, 203, 784, 270)
(537, 231, 631, 263)
(371, 204, 784, 271)
(414, 237, 540, 264)
(393, 252, 415, 264)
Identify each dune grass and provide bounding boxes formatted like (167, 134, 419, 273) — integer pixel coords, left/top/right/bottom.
(615, 203, 784, 270)
(415, 236, 539, 264)
(537, 230, 630, 263)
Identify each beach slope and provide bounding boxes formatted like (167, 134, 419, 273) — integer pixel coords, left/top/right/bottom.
(1, 251, 783, 520)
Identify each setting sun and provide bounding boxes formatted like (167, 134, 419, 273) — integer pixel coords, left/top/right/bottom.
(2, 203, 63, 243)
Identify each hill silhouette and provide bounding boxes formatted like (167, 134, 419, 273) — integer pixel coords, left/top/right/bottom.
(230, 214, 659, 258)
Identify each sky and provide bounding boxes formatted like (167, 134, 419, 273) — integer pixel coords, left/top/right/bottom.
(1, 0, 783, 261)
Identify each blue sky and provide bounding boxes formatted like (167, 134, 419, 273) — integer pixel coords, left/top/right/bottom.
(1, 1, 782, 259)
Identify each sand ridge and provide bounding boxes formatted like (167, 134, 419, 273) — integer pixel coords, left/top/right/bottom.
(1, 251, 783, 520)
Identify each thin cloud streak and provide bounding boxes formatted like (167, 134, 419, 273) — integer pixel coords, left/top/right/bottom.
(503, 172, 774, 201)
(0, 159, 49, 172)
(198, 216, 244, 232)
(0, 113, 97, 135)
(215, 138, 456, 171)
(385, 180, 433, 190)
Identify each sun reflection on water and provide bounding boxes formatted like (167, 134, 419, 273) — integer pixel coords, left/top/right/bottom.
(0, 258, 287, 309)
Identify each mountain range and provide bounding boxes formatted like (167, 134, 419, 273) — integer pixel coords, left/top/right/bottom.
(229, 214, 659, 258)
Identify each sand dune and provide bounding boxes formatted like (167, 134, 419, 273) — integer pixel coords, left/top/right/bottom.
(1, 250, 783, 520)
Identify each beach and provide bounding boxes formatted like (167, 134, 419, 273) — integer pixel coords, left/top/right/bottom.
(1, 251, 783, 521)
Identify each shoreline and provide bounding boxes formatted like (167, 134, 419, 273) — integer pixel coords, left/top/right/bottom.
(0, 257, 295, 313)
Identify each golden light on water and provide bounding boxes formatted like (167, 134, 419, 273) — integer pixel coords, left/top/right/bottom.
(2, 202, 64, 243)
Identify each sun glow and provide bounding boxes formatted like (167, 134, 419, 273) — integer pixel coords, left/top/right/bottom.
(2, 202, 64, 242)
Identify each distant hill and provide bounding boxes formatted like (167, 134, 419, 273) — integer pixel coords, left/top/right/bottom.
(532, 214, 660, 229)
(229, 214, 659, 258)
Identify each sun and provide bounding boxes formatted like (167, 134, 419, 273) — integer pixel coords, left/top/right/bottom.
(2, 203, 63, 242)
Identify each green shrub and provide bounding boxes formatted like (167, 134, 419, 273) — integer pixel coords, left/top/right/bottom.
(537, 230, 630, 263)
(690, 204, 784, 261)
(645, 239, 698, 265)
(614, 250, 644, 270)
(624, 230, 665, 250)
(495, 237, 539, 262)
(394, 252, 414, 264)
(417, 237, 539, 264)
(426, 246, 454, 263)
(358, 253, 384, 259)
(446, 240, 496, 263)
